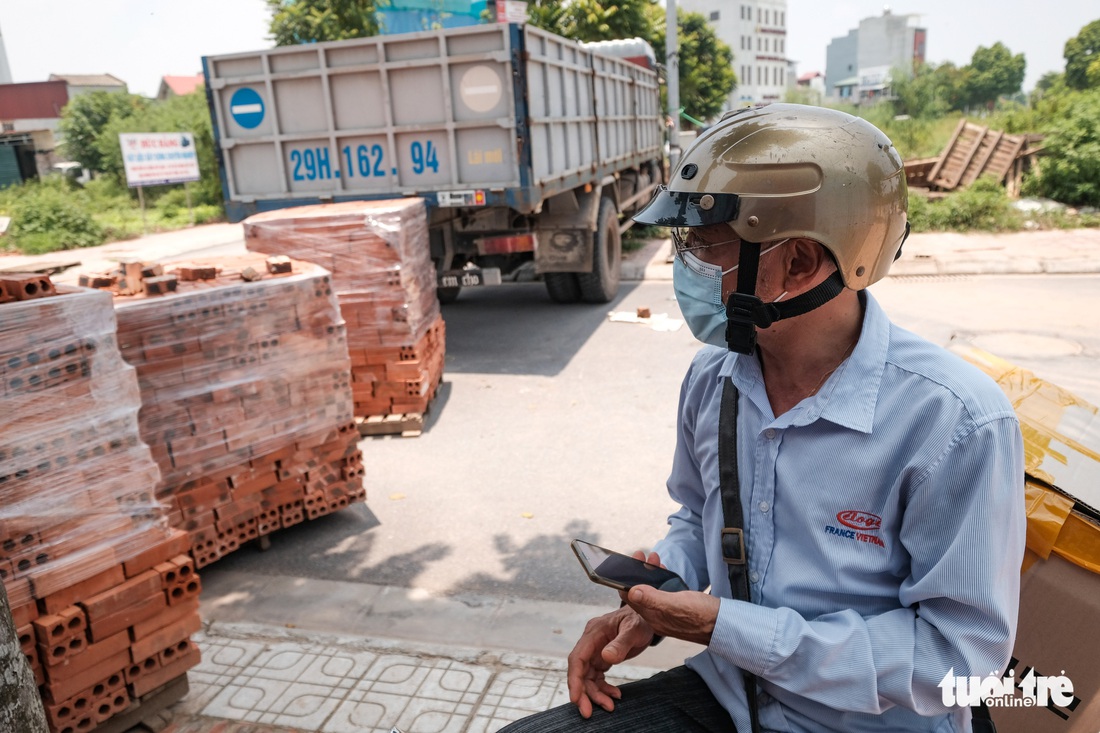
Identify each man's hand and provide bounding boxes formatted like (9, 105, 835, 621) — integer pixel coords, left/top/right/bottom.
(566, 605, 655, 718)
(620, 550, 720, 648)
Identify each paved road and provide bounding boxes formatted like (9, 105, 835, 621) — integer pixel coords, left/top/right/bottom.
(200, 273, 1100, 611)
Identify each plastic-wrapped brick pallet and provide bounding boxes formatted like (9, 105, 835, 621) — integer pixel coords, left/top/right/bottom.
(111, 255, 366, 568)
(242, 199, 446, 420)
(0, 285, 202, 733)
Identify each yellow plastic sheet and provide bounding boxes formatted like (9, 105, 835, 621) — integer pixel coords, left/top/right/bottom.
(954, 346, 1100, 577)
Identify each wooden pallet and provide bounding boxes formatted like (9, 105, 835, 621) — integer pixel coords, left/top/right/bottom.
(922, 119, 1036, 194)
(355, 412, 425, 437)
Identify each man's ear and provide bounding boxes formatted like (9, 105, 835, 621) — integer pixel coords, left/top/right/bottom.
(785, 239, 833, 285)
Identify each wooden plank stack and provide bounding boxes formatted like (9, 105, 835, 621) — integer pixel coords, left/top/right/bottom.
(1, 286, 200, 733)
(908, 118, 1044, 198)
(241, 199, 446, 429)
(104, 254, 366, 568)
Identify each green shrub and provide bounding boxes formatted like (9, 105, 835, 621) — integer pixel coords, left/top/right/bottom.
(3, 177, 105, 254)
(908, 177, 1023, 232)
(1021, 88, 1100, 208)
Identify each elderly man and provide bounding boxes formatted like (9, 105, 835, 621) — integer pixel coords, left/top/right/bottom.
(502, 104, 1025, 733)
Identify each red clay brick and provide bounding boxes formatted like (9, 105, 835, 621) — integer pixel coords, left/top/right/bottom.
(129, 611, 201, 663)
(92, 685, 131, 724)
(29, 544, 118, 600)
(125, 652, 161, 684)
(130, 598, 198, 642)
(10, 601, 39, 627)
(33, 611, 71, 644)
(40, 564, 125, 615)
(42, 648, 129, 705)
(17, 623, 34, 654)
(43, 630, 129, 680)
(165, 575, 202, 606)
(80, 569, 161, 623)
(128, 642, 200, 698)
(87, 591, 167, 643)
(121, 528, 191, 578)
(44, 690, 95, 729)
(38, 633, 87, 666)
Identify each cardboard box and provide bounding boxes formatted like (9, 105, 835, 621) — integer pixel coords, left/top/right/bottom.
(956, 347, 1100, 733)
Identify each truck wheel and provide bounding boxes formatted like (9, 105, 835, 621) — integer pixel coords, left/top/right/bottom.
(544, 273, 582, 303)
(578, 198, 621, 303)
(437, 286, 461, 304)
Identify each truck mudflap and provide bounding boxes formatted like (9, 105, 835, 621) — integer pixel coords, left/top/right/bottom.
(533, 229, 594, 273)
(438, 267, 502, 289)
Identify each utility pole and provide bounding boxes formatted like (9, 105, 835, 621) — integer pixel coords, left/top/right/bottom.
(665, 0, 680, 168)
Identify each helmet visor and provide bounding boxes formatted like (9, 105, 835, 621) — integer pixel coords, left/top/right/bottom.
(671, 223, 740, 260)
(632, 186, 741, 228)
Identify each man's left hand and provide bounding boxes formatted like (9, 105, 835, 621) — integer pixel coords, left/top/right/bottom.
(622, 584, 721, 647)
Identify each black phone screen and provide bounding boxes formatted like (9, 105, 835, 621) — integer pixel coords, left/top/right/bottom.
(572, 539, 687, 592)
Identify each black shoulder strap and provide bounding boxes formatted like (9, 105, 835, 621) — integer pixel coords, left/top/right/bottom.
(972, 699, 997, 733)
(718, 377, 762, 733)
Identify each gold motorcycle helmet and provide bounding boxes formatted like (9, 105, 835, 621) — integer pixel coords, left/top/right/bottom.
(635, 103, 909, 353)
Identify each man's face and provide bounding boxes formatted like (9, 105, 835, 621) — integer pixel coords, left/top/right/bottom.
(675, 223, 789, 303)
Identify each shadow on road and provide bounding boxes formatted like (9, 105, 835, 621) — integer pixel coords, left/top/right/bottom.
(206, 504, 448, 589)
(447, 519, 621, 606)
(439, 281, 641, 377)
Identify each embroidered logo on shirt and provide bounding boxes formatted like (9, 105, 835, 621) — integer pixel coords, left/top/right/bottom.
(836, 510, 881, 531)
(824, 510, 885, 548)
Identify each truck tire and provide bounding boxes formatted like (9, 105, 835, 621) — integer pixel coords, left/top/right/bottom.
(437, 286, 461, 304)
(544, 273, 582, 303)
(578, 197, 621, 303)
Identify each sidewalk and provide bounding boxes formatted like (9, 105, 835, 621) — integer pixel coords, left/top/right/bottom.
(154, 570, 700, 733)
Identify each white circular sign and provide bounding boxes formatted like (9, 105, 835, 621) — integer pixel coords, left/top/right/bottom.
(459, 65, 503, 114)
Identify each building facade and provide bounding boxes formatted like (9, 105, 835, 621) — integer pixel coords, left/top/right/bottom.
(825, 10, 926, 103)
(677, 0, 790, 114)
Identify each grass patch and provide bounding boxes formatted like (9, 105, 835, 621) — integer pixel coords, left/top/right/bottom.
(0, 175, 224, 255)
(623, 224, 667, 254)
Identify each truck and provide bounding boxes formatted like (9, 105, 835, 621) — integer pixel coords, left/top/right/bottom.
(202, 23, 665, 304)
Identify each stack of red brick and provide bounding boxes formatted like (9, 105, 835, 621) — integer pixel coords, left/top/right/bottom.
(109, 254, 366, 568)
(1, 286, 201, 733)
(241, 199, 446, 419)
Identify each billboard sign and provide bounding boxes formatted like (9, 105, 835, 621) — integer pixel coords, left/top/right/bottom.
(120, 132, 200, 187)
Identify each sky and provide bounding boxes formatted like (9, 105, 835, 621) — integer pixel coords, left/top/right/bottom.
(0, 1, 1097, 98)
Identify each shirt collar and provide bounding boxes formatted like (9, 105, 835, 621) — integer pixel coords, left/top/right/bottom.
(716, 291, 889, 434)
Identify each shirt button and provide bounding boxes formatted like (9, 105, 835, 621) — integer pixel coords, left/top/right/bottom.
(764, 428, 776, 440)
(758, 501, 770, 513)
(750, 571, 760, 584)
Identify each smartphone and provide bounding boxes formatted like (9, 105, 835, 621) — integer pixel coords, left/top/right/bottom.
(571, 539, 688, 593)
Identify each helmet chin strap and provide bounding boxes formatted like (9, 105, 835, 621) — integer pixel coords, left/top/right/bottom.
(724, 241, 846, 354)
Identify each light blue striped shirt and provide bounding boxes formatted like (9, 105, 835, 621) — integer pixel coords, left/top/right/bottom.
(653, 292, 1026, 733)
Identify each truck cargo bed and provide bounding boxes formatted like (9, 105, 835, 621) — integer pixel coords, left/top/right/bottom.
(203, 23, 662, 222)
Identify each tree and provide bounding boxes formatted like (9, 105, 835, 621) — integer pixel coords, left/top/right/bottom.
(964, 42, 1025, 110)
(565, 0, 654, 42)
(58, 91, 147, 172)
(267, 0, 379, 46)
(525, 0, 655, 42)
(1023, 88, 1100, 207)
(890, 63, 950, 118)
(1, 583, 48, 732)
(96, 91, 223, 207)
(646, 7, 736, 124)
(1064, 19, 1100, 90)
(525, 0, 569, 35)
